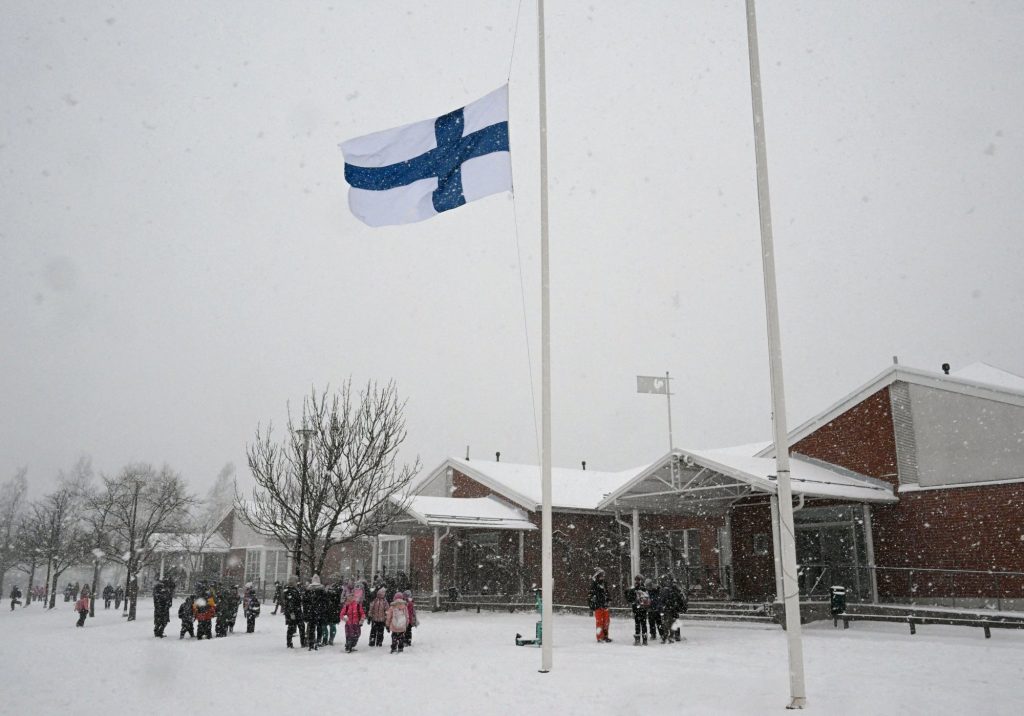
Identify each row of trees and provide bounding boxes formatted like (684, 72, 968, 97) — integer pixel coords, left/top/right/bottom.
(1, 380, 420, 612)
(0, 458, 201, 620)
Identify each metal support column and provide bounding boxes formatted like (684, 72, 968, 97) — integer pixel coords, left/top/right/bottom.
(432, 527, 441, 610)
(631, 508, 642, 579)
(862, 504, 879, 604)
(770, 495, 784, 602)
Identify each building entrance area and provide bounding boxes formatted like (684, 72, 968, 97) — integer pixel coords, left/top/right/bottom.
(795, 505, 870, 601)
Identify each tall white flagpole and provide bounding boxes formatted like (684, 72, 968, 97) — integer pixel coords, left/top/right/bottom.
(537, 0, 554, 674)
(744, 0, 807, 708)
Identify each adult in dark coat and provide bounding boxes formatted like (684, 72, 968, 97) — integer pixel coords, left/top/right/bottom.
(323, 582, 342, 646)
(660, 576, 687, 643)
(220, 585, 240, 634)
(9, 585, 22, 611)
(301, 575, 327, 651)
(114, 585, 124, 610)
(271, 581, 282, 614)
(645, 578, 663, 642)
(102, 584, 115, 609)
(281, 576, 305, 648)
(152, 579, 172, 638)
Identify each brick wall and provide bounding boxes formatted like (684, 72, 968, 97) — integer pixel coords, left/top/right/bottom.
(730, 502, 776, 601)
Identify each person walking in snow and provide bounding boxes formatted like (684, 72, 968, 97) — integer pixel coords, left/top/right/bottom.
(403, 590, 418, 647)
(152, 579, 172, 638)
(340, 591, 366, 652)
(302, 574, 327, 651)
(271, 580, 282, 615)
(63, 583, 74, 603)
(367, 587, 388, 648)
(588, 569, 612, 643)
(74, 587, 90, 627)
(178, 595, 196, 638)
(193, 593, 216, 640)
(221, 584, 240, 635)
(625, 575, 650, 646)
(385, 591, 410, 654)
(102, 583, 114, 610)
(281, 576, 304, 648)
(242, 583, 261, 633)
(322, 580, 342, 646)
(114, 585, 124, 610)
(10, 585, 22, 611)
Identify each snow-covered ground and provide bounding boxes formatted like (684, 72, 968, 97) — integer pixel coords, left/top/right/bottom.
(1, 601, 1022, 715)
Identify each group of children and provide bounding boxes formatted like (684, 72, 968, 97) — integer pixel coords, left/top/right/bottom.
(176, 581, 261, 640)
(276, 574, 419, 654)
(589, 568, 689, 645)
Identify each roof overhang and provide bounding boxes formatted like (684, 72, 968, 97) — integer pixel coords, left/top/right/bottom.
(598, 448, 897, 513)
(389, 494, 537, 532)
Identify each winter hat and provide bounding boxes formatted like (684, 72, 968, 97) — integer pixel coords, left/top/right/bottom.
(376, 588, 386, 597)
(287, 575, 298, 586)
(311, 574, 322, 586)
(634, 575, 643, 583)
(644, 578, 653, 588)
(394, 592, 406, 601)
(404, 590, 412, 599)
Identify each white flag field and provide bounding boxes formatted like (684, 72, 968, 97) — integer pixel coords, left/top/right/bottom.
(340, 85, 512, 227)
(636, 375, 670, 394)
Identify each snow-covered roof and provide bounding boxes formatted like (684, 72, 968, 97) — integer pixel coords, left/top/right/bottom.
(757, 362, 1024, 458)
(418, 457, 644, 511)
(598, 447, 896, 511)
(400, 495, 536, 530)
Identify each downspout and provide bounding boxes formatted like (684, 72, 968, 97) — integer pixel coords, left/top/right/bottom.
(432, 527, 452, 610)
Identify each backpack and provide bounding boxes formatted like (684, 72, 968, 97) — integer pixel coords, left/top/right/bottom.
(638, 590, 652, 609)
(390, 605, 408, 631)
(178, 602, 191, 620)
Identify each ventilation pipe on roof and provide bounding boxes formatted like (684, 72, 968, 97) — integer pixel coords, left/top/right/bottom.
(892, 355, 899, 365)
(581, 460, 586, 470)
(496, 451, 501, 462)
(942, 363, 951, 375)
(465, 445, 470, 461)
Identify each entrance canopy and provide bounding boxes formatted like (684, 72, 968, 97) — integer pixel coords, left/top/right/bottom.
(598, 447, 897, 514)
(390, 495, 537, 533)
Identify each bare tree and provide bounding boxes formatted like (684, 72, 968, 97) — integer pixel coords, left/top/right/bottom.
(13, 512, 47, 606)
(237, 381, 420, 580)
(0, 467, 28, 596)
(32, 484, 88, 608)
(103, 463, 195, 620)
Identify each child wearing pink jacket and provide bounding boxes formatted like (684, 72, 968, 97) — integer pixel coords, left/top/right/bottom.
(74, 589, 90, 627)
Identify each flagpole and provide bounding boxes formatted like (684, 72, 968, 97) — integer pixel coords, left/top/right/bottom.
(536, 0, 554, 674)
(744, 0, 806, 708)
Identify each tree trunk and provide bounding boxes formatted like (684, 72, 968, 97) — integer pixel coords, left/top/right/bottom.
(89, 561, 101, 617)
(24, 563, 36, 606)
(49, 568, 65, 609)
(43, 558, 53, 609)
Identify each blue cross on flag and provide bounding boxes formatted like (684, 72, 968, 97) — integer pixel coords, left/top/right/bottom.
(340, 85, 512, 227)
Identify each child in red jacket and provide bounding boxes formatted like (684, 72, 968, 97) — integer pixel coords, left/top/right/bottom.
(340, 592, 366, 652)
(74, 589, 90, 627)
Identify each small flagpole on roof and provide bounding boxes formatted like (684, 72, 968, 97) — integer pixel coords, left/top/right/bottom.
(536, 0, 554, 675)
(744, 0, 807, 708)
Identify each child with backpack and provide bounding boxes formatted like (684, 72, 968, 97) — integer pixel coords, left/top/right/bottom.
(367, 587, 389, 647)
(74, 588, 90, 627)
(385, 592, 409, 653)
(625, 575, 651, 645)
(403, 590, 418, 647)
(178, 596, 196, 638)
(193, 595, 216, 640)
(339, 592, 366, 652)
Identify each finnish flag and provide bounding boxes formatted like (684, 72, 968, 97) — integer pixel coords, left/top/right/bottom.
(340, 85, 512, 227)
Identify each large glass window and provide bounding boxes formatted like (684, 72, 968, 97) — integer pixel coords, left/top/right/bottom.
(265, 550, 290, 584)
(379, 536, 408, 576)
(244, 550, 261, 583)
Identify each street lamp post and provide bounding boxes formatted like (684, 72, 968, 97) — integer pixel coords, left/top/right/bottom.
(293, 426, 316, 582)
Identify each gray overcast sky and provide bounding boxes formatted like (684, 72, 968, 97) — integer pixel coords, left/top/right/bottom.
(3, 1, 1023, 497)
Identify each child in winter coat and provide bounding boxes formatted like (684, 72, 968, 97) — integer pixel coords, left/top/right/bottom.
(403, 590, 418, 647)
(339, 592, 366, 652)
(74, 590, 90, 627)
(243, 584, 261, 634)
(367, 587, 388, 647)
(193, 595, 216, 640)
(385, 592, 410, 653)
(178, 596, 196, 638)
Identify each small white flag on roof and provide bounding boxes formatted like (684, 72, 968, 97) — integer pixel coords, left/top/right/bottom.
(340, 85, 512, 227)
(636, 375, 670, 395)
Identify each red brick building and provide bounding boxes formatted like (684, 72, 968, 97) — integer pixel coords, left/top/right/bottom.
(402, 362, 1024, 610)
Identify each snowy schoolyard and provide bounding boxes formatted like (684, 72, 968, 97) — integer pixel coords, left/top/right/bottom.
(1, 602, 1023, 715)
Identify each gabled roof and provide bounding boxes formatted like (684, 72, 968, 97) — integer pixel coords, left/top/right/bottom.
(399, 495, 536, 530)
(418, 457, 644, 512)
(756, 362, 1024, 458)
(597, 448, 897, 511)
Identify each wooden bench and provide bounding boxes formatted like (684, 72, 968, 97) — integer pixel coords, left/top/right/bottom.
(834, 612, 1024, 638)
